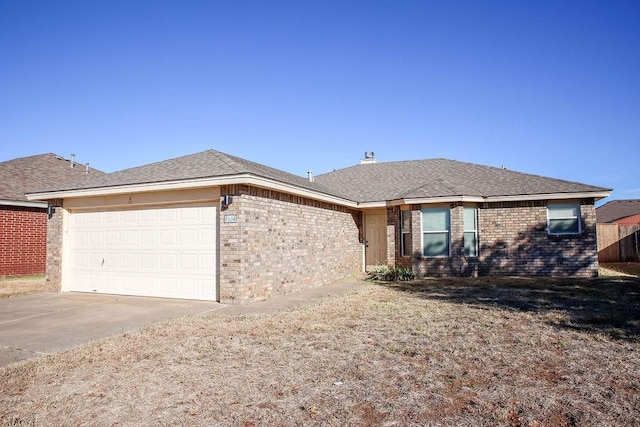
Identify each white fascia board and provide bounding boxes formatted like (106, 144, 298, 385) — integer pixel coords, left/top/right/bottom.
(389, 196, 485, 206)
(0, 199, 48, 208)
(26, 174, 361, 208)
(389, 191, 611, 205)
(355, 201, 389, 209)
(484, 191, 612, 202)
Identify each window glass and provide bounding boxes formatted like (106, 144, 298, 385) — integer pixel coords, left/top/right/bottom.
(464, 232, 477, 256)
(401, 210, 412, 256)
(548, 204, 580, 234)
(548, 204, 579, 219)
(422, 207, 450, 257)
(424, 233, 448, 256)
(463, 207, 478, 256)
(463, 207, 477, 229)
(423, 208, 450, 231)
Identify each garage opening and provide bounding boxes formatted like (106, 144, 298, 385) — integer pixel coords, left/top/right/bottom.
(66, 204, 218, 301)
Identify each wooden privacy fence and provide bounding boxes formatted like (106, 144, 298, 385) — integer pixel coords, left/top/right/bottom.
(597, 224, 640, 262)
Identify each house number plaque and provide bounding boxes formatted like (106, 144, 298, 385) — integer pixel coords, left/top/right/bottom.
(224, 214, 238, 223)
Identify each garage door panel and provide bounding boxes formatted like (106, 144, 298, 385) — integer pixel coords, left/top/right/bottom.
(122, 211, 137, 222)
(104, 253, 120, 268)
(160, 230, 176, 245)
(159, 253, 178, 270)
(68, 205, 217, 301)
(103, 275, 121, 293)
(179, 229, 198, 245)
(121, 230, 137, 245)
(105, 231, 120, 245)
(140, 210, 157, 222)
(139, 253, 157, 269)
(105, 211, 120, 223)
(71, 230, 88, 247)
(200, 206, 217, 220)
(201, 253, 216, 270)
(180, 208, 198, 221)
(87, 253, 104, 268)
(159, 209, 177, 222)
(179, 253, 198, 270)
(72, 252, 88, 268)
(89, 212, 105, 224)
(122, 253, 137, 268)
(140, 230, 156, 245)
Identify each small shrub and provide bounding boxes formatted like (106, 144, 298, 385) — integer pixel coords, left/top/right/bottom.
(368, 265, 391, 281)
(392, 266, 417, 281)
(368, 265, 417, 282)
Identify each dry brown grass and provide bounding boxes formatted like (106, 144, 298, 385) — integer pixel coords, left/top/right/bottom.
(0, 275, 46, 298)
(1, 276, 639, 426)
(601, 262, 640, 277)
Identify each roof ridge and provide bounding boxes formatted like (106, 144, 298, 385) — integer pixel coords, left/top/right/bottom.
(204, 149, 247, 174)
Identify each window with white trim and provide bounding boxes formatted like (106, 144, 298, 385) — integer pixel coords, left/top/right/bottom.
(401, 210, 412, 256)
(422, 207, 450, 257)
(463, 207, 478, 257)
(547, 203, 581, 235)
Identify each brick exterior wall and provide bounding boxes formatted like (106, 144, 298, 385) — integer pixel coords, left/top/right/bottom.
(478, 200, 598, 277)
(394, 200, 598, 278)
(44, 199, 64, 291)
(218, 185, 363, 304)
(0, 205, 47, 277)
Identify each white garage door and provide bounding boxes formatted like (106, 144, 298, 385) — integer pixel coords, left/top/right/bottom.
(67, 204, 217, 301)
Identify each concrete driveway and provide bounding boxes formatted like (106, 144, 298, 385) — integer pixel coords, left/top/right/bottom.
(0, 292, 222, 367)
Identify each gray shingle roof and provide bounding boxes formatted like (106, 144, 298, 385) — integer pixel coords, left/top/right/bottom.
(0, 153, 105, 202)
(37, 149, 342, 198)
(315, 158, 610, 203)
(596, 199, 640, 223)
(29, 150, 610, 205)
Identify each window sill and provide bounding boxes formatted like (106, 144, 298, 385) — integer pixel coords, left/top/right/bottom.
(548, 232, 581, 236)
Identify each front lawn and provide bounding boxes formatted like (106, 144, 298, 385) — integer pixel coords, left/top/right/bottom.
(1, 276, 639, 426)
(0, 275, 45, 298)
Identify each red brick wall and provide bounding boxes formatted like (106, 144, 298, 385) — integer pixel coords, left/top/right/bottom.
(614, 214, 640, 226)
(0, 205, 47, 276)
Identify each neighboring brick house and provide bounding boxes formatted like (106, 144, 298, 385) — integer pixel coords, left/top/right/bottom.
(0, 154, 104, 278)
(596, 199, 640, 226)
(596, 200, 640, 262)
(27, 149, 611, 304)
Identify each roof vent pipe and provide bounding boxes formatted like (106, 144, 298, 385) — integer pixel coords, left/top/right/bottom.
(85, 163, 90, 174)
(307, 171, 314, 182)
(360, 151, 379, 164)
(70, 153, 75, 168)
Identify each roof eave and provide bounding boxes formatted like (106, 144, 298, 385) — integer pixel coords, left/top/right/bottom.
(483, 191, 612, 202)
(26, 174, 360, 209)
(387, 190, 612, 206)
(389, 195, 485, 206)
(0, 199, 48, 208)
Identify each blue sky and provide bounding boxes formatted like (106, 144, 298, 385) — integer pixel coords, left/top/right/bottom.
(1, 1, 638, 203)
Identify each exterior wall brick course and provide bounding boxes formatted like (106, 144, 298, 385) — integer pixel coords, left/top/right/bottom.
(44, 199, 63, 291)
(218, 185, 363, 304)
(0, 205, 47, 277)
(393, 199, 598, 278)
